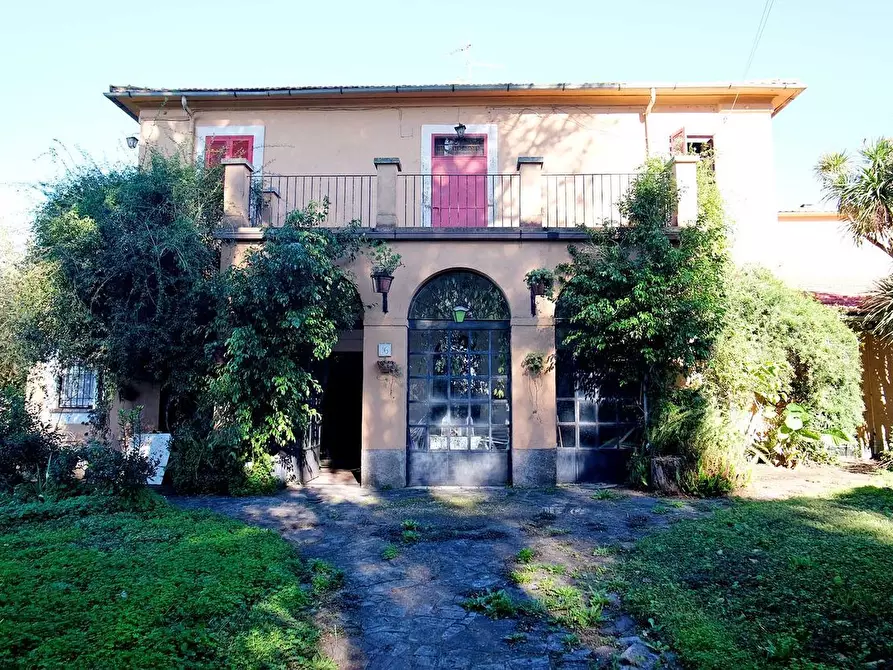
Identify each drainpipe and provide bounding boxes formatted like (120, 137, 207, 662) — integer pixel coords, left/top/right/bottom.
(181, 95, 196, 154)
(643, 87, 656, 157)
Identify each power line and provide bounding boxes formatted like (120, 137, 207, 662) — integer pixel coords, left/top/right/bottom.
(731, 0, 777, 112)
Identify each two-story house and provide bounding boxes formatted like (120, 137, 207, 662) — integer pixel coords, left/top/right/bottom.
(95, 80, 804, 488)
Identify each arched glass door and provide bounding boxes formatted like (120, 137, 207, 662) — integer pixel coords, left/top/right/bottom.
(407, 271, 511, 485)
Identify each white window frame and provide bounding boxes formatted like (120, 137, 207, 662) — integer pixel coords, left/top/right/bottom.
(420, 124, 498, 227)
(195, 125, 265, 173)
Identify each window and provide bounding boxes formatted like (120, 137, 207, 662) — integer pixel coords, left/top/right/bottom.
(434, 136, 486, 157)
(670, 128, 714, 158)
(554, 295, 641, 450)
(204, 135, 254, 167)
(56, 365, 97, 410)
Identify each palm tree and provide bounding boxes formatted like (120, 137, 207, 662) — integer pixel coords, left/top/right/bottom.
(816, 138, 893, 257)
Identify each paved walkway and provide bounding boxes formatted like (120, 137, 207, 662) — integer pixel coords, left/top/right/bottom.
(175, 485, 710, 669)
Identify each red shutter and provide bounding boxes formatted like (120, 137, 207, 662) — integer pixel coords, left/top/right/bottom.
(204, 135, 255, 167)
(205, 138, 228, 167)
(670, 128, 686, 155)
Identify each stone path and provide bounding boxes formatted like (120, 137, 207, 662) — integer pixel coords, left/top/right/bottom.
(174, 485, 711, 669)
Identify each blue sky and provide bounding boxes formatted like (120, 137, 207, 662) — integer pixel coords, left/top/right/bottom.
(1, 0, 890, 240)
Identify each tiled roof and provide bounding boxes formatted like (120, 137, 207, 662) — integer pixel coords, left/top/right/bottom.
(812, 292, 865, 310)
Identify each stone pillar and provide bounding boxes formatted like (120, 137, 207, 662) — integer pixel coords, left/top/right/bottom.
(374, 157, 402, 229)
(510, 317, 558, 486)
(221, 158, 254, 228)
(671, 155, 699, 227)
(517, 157, 545, 228)
(361, 322, 408, 488)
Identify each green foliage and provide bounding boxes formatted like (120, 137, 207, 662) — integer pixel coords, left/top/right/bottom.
(524, 268, 556, 299)
(516, 547, 535, 563)
(611, 486, 893, 669)
(381, 544, 399, 560)
(815, 138, 893, 259)
(80, 442, 157, 498)
(229, 452, 280, 497)
(860, 274, 893, 342)
(0, 495, 335, 668)
(208, 200, 363, 469)
(462, 589, 527, 619)
(556, 157, 729, 411)
(0, 232, 30, 390)
(166, 423, 244, 495)
(20, 153, 223, 409)
(0, 387, 61, 494)
(711, 267, 863, 466)
(520, 352, 554, 377)
(368, 239, 403, 275)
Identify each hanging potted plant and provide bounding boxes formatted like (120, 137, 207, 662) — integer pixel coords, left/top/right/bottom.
(368, 241, 403, 313)
(521, 351, 555, 419)
(524, 268, 556, 316)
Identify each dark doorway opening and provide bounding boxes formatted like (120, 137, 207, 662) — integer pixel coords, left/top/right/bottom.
(319, 352, 363, 483)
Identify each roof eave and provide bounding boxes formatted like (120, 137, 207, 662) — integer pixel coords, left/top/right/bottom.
(105, 81, 806, 118)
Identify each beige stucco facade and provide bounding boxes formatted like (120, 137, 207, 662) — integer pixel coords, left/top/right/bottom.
(75, 81, 806, 486)
(138, 93, 782, 263)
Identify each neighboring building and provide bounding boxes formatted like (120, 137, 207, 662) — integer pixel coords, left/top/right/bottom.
(86, 80, 804, 487)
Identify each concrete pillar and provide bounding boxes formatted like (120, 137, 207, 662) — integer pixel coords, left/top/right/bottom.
(517, 157, 545, 228)
(671, 155, 699, 227)
(221, 158, 254, 228)
(361, 322, 408, 488)
(374, 157, 402, 229)
(510, 318, 558, 486)
(261, 186, 282, 227)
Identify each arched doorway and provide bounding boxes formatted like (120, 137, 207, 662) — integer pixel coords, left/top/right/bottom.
(554, 293, 640, 483)
(406, 270, 511, 485)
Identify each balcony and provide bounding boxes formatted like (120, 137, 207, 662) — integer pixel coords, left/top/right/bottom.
(222, 155, 698, 234)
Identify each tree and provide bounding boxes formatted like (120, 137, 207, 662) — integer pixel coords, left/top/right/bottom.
(18, 154, 223, 420)
(816, 138, 893, 258)
(555, 158, 729, 413)
(204, 202, 364, 491)
(817, 138, 893, 341)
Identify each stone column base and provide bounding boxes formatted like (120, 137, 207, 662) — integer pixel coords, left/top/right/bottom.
(362, 449, 406, 488)
(512, 448, 557, 487)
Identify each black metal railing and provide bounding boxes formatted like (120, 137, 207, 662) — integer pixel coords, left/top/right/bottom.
(397, 174, 521, 228)
(250, 174, 376, 227)
(543, 173, 638, 228)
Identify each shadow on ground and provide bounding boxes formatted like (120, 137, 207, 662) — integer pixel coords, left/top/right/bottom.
(173, 485, 713, 669)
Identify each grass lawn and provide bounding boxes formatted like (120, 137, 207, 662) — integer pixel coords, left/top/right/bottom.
(0, 494, 338, 669)
(616, 485, 893, 669)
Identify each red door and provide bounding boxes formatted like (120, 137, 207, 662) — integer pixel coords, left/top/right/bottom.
(431, 135, 487, 227)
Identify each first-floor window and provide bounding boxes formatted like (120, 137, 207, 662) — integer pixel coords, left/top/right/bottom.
(56, 365, 97, 410)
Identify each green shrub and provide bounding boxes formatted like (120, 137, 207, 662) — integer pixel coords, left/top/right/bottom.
(230, 452, 280, 497)
(80, 441, 158, 498)
(710, 267, 863, 466)
(166, 424, 242, 494)
(0, 387, 62, 495)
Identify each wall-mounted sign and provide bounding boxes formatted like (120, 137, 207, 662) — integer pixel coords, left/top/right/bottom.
(378, 343, 392, 358)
